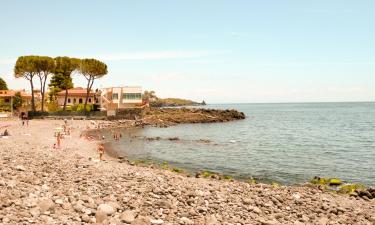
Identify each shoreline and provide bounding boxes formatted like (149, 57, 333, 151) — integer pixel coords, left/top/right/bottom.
(91, 121, 375, 189)
(1, 119, 374, 224)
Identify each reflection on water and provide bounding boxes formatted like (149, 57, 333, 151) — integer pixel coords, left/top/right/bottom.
(103, 102, 375, 185)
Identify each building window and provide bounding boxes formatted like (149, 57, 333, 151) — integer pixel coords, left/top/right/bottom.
(123, 93, 142, 100)
(112, 93, 118, 100)
(88, 98, 91, 103)
(79, 98, 83, 104)
(68, 98, 71, 103)
(73, 98, 76, 104)
(4, 98, 10, 103)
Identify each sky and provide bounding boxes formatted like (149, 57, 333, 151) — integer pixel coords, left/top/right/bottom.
(0, 0, 374, 103)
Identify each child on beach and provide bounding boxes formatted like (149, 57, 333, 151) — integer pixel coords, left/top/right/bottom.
(98, 143, 105, 161)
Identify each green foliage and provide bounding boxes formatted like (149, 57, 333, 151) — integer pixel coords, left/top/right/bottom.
(143, 90, 200, 107)
(222, 175, 233, 180)
(271, 182, 281, 188)
(172, 167, 184, 173)
(143, 90, 157, 101)
(133, 160, 146, 165)
(33, 56, 55, 112)
(13, 92, 23, 110)
(0, 77, 8, 90)
(337, 184, 365, 194)
(310, 177, 343, 186)
(46, 101, 60, 112)
(71, 104, 92, 112)
(14, 56, 38, 112)
(161, 161, 170, 170)
(310, 177, 330, 185)
(14, 56, 38, 79)
(79, 58, 108, 79)
(309, 176, 367, 196)
(78, 58, 107, 112)
(201, 171, 215, 178)
(329, 178, 343, 185)
(247, 178, 257, 185)
(49, 57, 80, 110)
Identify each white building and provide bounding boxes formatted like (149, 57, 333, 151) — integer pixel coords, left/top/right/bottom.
(100, 86, 143, 110)
(57, 87, 97, 107)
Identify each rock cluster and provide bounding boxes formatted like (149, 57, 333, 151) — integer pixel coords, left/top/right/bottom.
(0, 120, 374, 225)
(142, 108, 246, 127)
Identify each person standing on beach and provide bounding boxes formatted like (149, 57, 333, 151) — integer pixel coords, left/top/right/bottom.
(98, 143, 105, 161)
(56, 132, 61, 149)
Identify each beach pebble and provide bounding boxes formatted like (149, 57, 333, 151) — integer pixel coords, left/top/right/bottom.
(97, 204, 115, 215)
(120, 210, 135, 223)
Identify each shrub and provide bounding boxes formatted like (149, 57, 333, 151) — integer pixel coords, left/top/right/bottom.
(46, 101, 60, 112)
(72, 104, 92, 112)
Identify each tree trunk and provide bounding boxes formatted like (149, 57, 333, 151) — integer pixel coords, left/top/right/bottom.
(63, 88, 68, 111)
(83, 77, 92, 113)
(30, 79, 35, 112)
(42, 76, 47, 111)
(39, 75, 47, 112)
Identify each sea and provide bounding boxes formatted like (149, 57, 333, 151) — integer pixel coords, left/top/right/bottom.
(103, 102, 375, 185)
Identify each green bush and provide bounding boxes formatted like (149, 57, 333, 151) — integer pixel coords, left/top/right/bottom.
(71, 104, 92, 112)
(46, 101, 60, 112)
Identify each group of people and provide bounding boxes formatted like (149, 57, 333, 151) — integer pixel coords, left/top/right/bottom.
(53, 119, 71, 149)
(113, 131, 122, 141)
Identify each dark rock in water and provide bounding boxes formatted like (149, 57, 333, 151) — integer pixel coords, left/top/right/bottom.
(146, 136, 161, 141)
(198, 139, 211, 143)
(168, 137, 180, 141)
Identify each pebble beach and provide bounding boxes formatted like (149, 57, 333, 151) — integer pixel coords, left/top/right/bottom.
(0, 119, 374, 225)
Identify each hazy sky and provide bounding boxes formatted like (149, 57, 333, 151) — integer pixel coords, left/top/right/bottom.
(0, 0, 374, 103)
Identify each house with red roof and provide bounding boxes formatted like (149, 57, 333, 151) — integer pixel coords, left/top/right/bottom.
(56, 87, 99, 107)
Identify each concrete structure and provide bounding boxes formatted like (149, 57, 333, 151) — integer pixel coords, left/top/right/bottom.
(56, 87, 98, 107)
(100, 86, 143, 110)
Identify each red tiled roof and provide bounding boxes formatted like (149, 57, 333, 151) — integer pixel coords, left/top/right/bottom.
(0, 90, 32, 98)
(57, 88, 95, 97)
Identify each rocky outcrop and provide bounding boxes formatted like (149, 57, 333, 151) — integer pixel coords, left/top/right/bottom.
(142, 108, 246, 127)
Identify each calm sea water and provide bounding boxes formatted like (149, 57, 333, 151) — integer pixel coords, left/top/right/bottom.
(104, 102, 375, 185)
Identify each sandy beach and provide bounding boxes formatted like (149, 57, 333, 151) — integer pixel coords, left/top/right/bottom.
(0, 119, 374, 225)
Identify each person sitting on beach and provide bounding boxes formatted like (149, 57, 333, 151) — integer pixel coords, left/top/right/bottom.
(98, 143, 105, 161)
(3, 129, 9, 136)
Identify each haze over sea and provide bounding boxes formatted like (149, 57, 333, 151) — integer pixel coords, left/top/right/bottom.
(105, 102, 375, 185)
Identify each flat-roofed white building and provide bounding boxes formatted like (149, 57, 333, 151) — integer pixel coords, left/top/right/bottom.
(100, 86, 143, 110)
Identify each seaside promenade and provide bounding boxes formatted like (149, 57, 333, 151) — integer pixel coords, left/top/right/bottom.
(0, 119, 374, 225)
